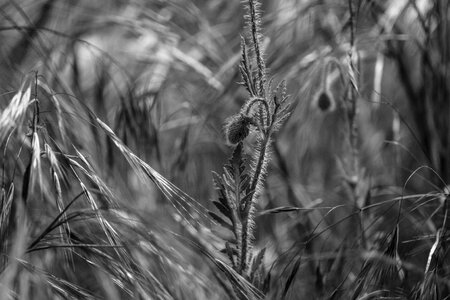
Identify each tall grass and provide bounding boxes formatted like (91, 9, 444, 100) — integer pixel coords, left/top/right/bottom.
(0, 0, 449, 299)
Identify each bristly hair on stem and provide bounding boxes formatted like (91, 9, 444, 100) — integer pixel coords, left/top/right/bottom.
(242, 0, 266, 98)
(209, 0, 291, 298)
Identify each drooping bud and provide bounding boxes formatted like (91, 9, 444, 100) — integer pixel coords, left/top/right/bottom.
(224, 113, 253, 144)
(312, 57, 341, 113)
(313, 90, 336, 112)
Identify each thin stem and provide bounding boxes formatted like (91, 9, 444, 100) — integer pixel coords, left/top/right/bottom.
(347, 0, 358, 174)
(240, 134, 270, 274)
(324, 57, 347, 87)
(347, 0, 365, 249)
(32, 71, 40, 130)
(244, 97, 270, 127)
(247, 0, 266, 98)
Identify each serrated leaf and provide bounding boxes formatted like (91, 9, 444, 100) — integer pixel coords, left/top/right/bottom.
(240, 191, 254, 214)
(223, 170, 236, 192)
(212, 171, 223, 189)
(219, 245, 238, 256)
(224, 164, 234, 177)
(240, 174, 251, 191)
(209, 211, 233, 232)
(212, 171, 229, 208)
(225, 242, 237, 268)
(213, 200, 232, 220)
(230, 142, 244, 165)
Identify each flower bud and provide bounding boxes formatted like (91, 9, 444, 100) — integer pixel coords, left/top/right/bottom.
(224, 113, 253, 144)
(313, 90, 336, 112)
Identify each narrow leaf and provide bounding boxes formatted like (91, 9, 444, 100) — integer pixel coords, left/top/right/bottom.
(209, 212, 233, 232)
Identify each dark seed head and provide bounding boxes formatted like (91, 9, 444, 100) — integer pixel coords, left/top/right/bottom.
(318, 92, 331, 110)
(314, 90, 335, 112)
(225, 114, 253, 144)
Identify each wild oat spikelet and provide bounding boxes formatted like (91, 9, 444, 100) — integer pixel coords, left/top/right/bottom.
(224, 113, 254, 144)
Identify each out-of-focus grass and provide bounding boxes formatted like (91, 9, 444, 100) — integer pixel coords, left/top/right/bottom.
(0, 0, 449, 299)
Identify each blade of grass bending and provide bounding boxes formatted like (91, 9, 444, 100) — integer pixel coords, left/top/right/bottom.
(27, 192, 83, 252)
(95, 117, 210, 229)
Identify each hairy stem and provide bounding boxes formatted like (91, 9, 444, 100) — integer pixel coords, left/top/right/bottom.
(247, 0, 266, 97)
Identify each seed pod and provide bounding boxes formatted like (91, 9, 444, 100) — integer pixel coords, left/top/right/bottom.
(224, 113, 253, 144)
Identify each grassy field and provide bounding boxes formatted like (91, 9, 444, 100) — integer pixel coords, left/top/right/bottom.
(0, 0, 449, 299)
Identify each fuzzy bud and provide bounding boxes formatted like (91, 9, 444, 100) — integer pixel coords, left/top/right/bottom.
(224, 113, 253, 144)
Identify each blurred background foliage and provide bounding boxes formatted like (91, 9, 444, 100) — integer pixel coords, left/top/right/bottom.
(0, 0, 449, 299)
